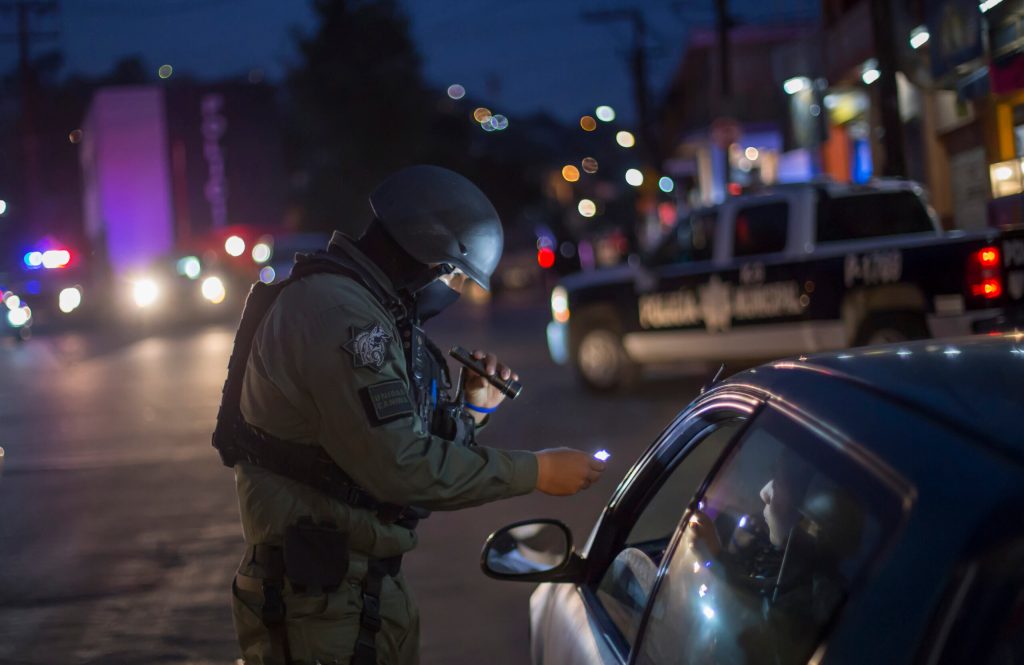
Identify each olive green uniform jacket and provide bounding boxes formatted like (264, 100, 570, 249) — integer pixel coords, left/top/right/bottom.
(231, 233, 538, 665)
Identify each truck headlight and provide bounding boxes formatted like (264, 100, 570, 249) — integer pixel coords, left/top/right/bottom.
(132, 279, 160, 308)
(551, 286, 570, 323)
(7, 305, 31, 327)
(59, 287, 82, 313)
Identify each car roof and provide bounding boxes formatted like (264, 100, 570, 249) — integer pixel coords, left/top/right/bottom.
(727, 333, 1024, 459)
(684, 179, 925, 216)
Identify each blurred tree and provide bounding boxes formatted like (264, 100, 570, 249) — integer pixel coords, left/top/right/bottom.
(287, 0, 435, 233)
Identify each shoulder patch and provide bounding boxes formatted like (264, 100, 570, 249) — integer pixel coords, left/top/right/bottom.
(361, 380, 414, 425)
(342, 322, 393, 372)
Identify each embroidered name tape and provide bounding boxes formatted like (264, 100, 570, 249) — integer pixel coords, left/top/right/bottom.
(362, 380, 414, 425)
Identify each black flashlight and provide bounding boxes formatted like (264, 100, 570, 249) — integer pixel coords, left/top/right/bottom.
(449, 345, 523, 400)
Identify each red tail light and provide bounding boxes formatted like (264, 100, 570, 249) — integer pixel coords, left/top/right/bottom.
(978, 247, 1000, 268)
(537, 247, 555, 269)
(967, 245, 1003, 300)
(971, 279, 1002, 298)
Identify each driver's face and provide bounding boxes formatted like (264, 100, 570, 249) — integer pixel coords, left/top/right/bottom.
(760, 479, 799, 548)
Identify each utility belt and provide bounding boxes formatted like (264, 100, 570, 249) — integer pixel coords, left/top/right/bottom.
(237, 518, 404, 665)
(220, 417, 416, 524)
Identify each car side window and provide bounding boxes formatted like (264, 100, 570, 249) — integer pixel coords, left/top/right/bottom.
(648, 209, 717, 265)
(636, 409, 894, 665)
(733, 202, 788, 257)
(594, 418, 744, 650)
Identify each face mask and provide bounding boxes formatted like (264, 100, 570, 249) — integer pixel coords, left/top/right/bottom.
(415, 279, 460, 322)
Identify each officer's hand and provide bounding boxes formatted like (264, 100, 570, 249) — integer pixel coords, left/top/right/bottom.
(463, 349, 518, 420)
(534, 448, 606, 496)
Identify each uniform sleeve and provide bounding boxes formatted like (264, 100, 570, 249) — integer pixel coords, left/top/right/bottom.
(300, 289, 537, 511)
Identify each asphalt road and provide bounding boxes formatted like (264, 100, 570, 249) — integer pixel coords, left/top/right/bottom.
(0, 294, 707, 664)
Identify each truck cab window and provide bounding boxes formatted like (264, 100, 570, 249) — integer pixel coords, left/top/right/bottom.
(733, 202, 788, 257)
(816, 191, 935, 243)
(649, 209, 718, 265)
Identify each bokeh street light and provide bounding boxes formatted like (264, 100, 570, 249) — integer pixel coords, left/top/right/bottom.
(578, 199, 597, 217)
(616, 131, 635, 148)
(0, 199, 6, 215)
(861, 59, 880, 85)
(658, 176, 675, 193)
(909, 25, 929, 49)
(625, 169, 644, 187)
(580, 115, 597, 132)
(158, 64, 173, 79)
(561, 165, 581, 182)
(447, 84, 466, 100)
(595, 106, 615, 122)
(581, 157, 598, 174)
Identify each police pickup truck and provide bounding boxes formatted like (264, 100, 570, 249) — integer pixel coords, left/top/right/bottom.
(546, 180, 1024, 391)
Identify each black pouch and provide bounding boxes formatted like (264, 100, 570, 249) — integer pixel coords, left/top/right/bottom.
(284, 517, 349, 592)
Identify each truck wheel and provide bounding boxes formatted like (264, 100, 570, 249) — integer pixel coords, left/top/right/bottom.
(575, 325, 638, 393)
(855, 312, 928, 346)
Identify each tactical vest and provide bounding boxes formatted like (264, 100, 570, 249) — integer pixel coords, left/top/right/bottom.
(212, 246, 473, 520)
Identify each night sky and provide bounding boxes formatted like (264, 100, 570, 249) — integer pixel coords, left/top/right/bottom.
(2, 0, 817, 125)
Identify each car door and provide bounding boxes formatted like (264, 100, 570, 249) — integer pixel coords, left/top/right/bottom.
(632, 401, 906, 665)
(530, 389, 762, 665)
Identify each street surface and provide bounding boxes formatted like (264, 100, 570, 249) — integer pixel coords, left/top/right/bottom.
(0, 292, 707, 664)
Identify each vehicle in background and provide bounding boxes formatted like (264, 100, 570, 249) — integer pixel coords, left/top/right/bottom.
(482, 333, 1024, 665)
(1, 238, 91, 333)
(114, 227, 324, 326)
(547, 180, 1024, 391)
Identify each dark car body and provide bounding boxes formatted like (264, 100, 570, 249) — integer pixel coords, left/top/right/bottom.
(483, 333, 1024, 664)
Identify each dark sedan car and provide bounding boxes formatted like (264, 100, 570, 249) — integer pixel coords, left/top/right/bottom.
(482, 333, 1024, 665)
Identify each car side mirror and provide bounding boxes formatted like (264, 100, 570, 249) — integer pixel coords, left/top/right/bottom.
(481, 518, 584, 583)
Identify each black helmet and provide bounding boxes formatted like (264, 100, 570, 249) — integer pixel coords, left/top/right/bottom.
(369, 165, 503, 290)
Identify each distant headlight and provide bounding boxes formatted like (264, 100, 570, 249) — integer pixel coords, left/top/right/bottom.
(551, 286, 570, 323)
(7, 305, 31, 327)
(132, 279, 160, 308)
(59, 287, 82, 314)
(201, 276, 226, 304)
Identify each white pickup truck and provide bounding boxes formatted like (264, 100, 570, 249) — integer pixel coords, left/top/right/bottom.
(546, 180, 1024, 391)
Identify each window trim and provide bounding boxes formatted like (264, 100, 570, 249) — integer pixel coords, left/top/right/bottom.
(629, 400, 912, 665)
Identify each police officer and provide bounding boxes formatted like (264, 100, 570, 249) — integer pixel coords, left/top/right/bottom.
(215, 165, 605, 665)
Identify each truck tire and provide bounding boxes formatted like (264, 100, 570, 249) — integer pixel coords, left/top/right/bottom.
(573, 317, 639, 393)
(854, 312, 928, 346)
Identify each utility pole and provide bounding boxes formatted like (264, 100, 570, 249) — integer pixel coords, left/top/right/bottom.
(868, 0, 907, 177)
(715, 0, 732, 103)
(715, 0, 735, 191)
(0, 0, 60, 232)
(581, 8, 656, 167)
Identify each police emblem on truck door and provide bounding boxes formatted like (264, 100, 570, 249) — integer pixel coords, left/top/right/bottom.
(343, 323, 393, 371)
